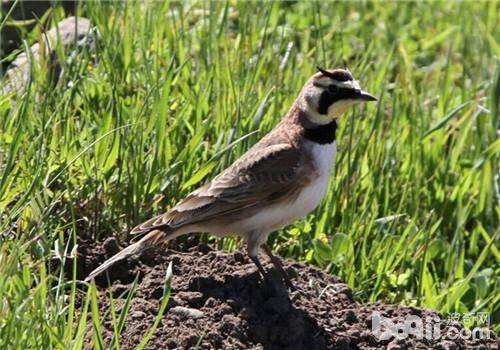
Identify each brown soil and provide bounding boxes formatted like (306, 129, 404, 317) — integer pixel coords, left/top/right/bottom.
(76, 238, 497, 350)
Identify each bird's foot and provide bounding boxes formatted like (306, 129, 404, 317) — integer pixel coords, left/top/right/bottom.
(260, 244, 304, 293)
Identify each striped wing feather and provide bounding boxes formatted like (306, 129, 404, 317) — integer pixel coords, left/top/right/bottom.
(130, 143, 310, 235)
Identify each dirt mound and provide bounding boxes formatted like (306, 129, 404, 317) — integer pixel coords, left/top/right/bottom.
(77, 238, 497, 349)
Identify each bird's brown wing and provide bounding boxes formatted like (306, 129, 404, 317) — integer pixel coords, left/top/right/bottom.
(130, 143, 312, 235)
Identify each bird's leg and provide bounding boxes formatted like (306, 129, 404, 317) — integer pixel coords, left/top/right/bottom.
(247, 233, 280, 292)
(249, 255, 273, 286)
(261, 244, 296, 290)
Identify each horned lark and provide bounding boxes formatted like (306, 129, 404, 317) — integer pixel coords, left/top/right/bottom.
(86, 67, 377, 288)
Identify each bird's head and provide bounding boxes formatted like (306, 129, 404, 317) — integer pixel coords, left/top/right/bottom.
(300, 67, 377, 124)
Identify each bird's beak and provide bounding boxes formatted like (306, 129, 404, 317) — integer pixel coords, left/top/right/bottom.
(356, 90, 377, 102)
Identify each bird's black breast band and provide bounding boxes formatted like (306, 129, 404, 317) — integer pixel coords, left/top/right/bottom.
(304, 120, 337, 144)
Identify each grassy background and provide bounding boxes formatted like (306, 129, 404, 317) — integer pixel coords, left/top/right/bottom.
(0, 1, 499, 348)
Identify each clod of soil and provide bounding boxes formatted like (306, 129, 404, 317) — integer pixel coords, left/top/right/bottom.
(77, 238, 497, 349)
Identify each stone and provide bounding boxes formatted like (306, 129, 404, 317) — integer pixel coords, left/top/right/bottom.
(1, 0, 76, 58)
(169, 306, 204, 320)
(2, 16, 96, 95)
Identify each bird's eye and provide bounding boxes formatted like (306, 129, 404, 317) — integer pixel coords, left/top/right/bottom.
(328, 85, 338, 94)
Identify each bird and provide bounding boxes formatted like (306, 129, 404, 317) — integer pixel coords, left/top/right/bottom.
(85, 67, 377, 289)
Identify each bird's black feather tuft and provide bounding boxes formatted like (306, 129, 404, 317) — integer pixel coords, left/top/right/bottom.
(316, 66, 353, 82)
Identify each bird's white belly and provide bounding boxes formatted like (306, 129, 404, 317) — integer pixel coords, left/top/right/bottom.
(239, 141, 337, 233)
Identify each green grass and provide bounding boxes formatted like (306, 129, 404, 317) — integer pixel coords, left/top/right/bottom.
(1, 1, 499, 348)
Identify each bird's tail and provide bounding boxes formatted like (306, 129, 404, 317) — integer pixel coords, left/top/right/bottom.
(84, 229, 175, 282)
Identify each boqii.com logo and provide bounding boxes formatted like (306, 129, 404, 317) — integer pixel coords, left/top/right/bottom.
(371, 311, 493, 341)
